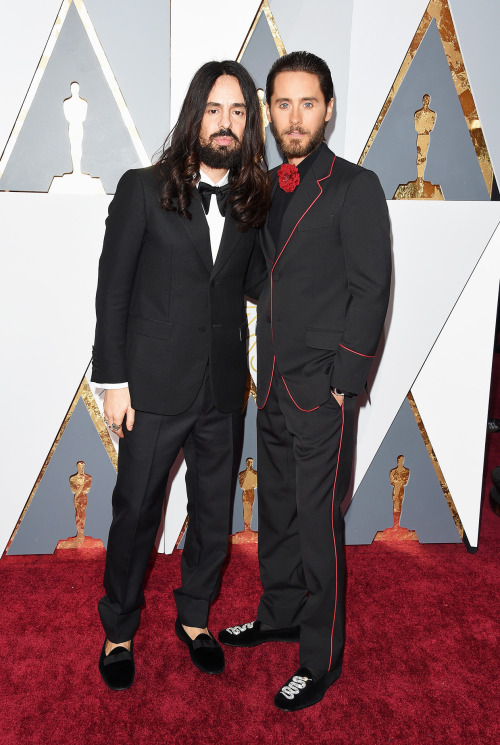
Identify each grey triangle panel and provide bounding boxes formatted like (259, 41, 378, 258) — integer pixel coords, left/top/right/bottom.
(8, 397, 116, 555)
(344, 397, 462, 544)
(0, 3, 142, 194)
(84, 0, 170, 160)
(240, 13, 283, 169)
(363, 19, 489, 201)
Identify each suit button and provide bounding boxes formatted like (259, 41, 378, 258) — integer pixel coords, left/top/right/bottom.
(198, 326, 206, 332)
(273, 272, 280, 281)
(210, 280, 216, 287)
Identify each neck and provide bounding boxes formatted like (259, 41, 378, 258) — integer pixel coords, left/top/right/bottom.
(200, 163, 228, 184)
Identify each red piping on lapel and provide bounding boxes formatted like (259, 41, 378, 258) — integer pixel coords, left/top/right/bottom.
(271, 155, 336, 410)
(339, 343, 374, 358)
(272, 155, 336, 270)
(329, 399, 344, 671)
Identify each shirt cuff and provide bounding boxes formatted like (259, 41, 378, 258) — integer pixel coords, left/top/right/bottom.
(93, 382, 128, 389)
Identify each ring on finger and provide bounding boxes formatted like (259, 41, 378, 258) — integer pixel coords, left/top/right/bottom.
(111, 423, 122, 431)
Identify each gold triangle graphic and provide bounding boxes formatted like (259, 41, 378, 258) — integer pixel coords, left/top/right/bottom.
(358, 0, 493, 197)
(237, 0, 286, 61)
(0, 0, 150, 183)
(407, 391, 463, 539)
(4, 367, 116, 555)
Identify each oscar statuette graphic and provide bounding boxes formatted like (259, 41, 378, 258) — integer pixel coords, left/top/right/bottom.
(49, 82, 105, 194)
(374, 456, 418, 542)
(56, 461, 104, 550)
(231, 458, 258, 544)
(393, 94, 444, 200)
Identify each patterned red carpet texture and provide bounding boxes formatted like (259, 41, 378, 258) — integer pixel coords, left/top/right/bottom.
(1, 357, 499, 745)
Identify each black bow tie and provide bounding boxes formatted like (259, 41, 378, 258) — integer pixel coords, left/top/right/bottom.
(198, 181, 230, 216)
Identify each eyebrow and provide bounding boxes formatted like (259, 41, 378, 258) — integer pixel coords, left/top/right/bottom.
(205, 101, 246, 108)
(274, 96, 319, 103)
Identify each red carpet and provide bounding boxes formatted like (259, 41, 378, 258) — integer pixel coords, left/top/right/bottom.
(1, 362, 499, 745)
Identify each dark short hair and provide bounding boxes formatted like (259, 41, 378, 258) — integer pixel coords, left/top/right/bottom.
(265, 51, 334, 104)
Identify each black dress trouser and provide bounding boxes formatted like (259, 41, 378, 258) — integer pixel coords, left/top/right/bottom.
(256, 372, 356, 673)
(98, 372, 239, 643)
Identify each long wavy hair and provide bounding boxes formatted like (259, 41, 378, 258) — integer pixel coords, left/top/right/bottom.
(155, 61, 270, 231)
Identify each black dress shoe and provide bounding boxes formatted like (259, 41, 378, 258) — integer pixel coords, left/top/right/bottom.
(98, 640, 135, 691)
(274, 666, 342, 712)
(218, 619, 300, 647)
(487, 418, 500, 433)
(175, 618, 224, 674)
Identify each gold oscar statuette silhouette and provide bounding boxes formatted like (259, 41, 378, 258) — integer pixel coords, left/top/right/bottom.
(49, 81, 105, 194)
(56, 461, 104, 550)
(231, 457, 258, 544)
(374, 455, 418, 542)
(393, 94, 444, 200)
(257, 89, 270, 142)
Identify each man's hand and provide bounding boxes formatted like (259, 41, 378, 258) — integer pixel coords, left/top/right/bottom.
(332, 391, 345, 408)
(103, 388, 135, 439)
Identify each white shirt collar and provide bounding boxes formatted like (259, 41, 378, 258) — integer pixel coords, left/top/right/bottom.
(199, 168, 229, 188)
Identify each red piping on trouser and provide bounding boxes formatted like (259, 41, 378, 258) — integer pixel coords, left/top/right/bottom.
(329, 400, 344, 670)
(339, 343, 374, 358)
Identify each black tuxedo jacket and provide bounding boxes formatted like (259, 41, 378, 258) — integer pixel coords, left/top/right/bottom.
(92, 167, 265, 415)
(257, 143, 391, 410)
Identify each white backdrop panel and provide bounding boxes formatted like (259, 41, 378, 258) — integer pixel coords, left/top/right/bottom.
(355, 202, 500, 494)
(412, 225, 500, 545)
(0, 193, 109, 554)
(0, 0, 62, 155)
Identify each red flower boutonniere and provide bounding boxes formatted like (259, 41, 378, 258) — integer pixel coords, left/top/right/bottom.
(278, 163, 300, 193)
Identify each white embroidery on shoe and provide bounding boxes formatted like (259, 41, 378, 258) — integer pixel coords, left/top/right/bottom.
(226, 622, 254, 635)
(279, 675, 312, 700)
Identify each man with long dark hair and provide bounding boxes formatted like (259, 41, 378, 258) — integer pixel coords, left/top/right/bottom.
(219, 51, 392, 711)
(92, 60, 270, 690)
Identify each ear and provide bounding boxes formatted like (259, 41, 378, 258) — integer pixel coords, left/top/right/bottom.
(265, 101, 271, 123)
(325, 97, 334, 123)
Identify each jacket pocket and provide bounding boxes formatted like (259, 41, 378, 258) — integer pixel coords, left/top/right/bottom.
(127, 314, 173, 340)
(306, 327, 343, 350)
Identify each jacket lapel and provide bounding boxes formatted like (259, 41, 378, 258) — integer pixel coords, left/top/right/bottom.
(180, 189, 213, 273)
(261, 172, 279, 266)
(211, 213, 242, 277)
(276, 144, 336, 263)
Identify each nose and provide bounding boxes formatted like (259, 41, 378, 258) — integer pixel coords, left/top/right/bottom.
(219, 106, 231, 130)
(289, 104, 301, 125)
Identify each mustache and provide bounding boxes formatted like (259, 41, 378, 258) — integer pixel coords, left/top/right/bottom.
(210, 128, 240, 143)
(283, 126, 309, 135)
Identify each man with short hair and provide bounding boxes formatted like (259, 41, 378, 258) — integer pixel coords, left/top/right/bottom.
(92, 60, 270, 690)
(219, 51, 392, 711)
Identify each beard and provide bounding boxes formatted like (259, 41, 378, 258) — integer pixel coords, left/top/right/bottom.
(197, 128, 243, 170)
(270, 120, 327, 160)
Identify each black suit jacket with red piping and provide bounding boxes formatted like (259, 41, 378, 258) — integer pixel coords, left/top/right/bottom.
(256, 143, 391, 411)
(91, 166, 266, 416)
